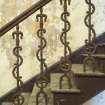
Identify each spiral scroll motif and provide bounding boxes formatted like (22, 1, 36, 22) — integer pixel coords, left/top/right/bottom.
(59, 0, 74, 89)
(36, 8, 48, 105)
(12, 25, 24, 105)
(60, 0, 71, 58)
(84, 0, 96, 72)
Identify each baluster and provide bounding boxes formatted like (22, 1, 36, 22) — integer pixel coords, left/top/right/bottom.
(59, 0, 76, 89)
(36, 6, 48, 105)
(83, 0, 96, 72)
(12, 24, 24, 105)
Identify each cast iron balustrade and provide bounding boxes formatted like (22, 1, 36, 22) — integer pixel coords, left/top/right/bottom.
(59, 0, 78, 90)
(12, 25, 24, 105)
(0, 1, 53, 104)
(83, 0, 96, 72)
(36, 7, 49, 105)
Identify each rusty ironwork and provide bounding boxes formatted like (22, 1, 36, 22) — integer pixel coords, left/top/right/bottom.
(59, 0, 74, 89)
(12, 24, 24, 105)
(83, 0, 96, 72)
(36, 7, 48, 105)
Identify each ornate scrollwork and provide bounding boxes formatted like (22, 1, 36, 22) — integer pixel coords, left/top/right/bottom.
(59, 0, 74, 89)
(60, 0, 71, 58)
(36, 7, 48, 105)
(12, 25, 24, 105)
(84, 0, 96, 72)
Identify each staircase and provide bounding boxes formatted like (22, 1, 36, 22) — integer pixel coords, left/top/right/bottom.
(0, 0, 105, 105)
(1, 40, 105, 105)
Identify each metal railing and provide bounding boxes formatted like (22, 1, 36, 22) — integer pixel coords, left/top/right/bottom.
(0, 0, 52, 37)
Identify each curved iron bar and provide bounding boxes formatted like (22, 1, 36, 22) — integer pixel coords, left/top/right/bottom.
(59, 0, 74, 89)
(36, 7, 48, 105)
(83, 0, 96, 72)
(12, 25, 24, 105)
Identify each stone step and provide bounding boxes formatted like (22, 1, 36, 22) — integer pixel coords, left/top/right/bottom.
(72, 64, 105, 77)
(50, 63, 105, 92)
(50, 72, 105, 105)
(50, 73, 80, 93)
(81, 54, 105, 59)
(28, 83, 53, 105)
(2, 92, 31, 105)
(97, 43, 105, 47)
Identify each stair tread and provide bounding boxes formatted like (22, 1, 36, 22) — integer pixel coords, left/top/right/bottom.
(81, 54, 105, 59)
(51, 63, 105, 92)
(51, 73, 80, 93)
(72, 64, 105, 76)
(97, 43, 105, 47)
(51, 88, 80, 93)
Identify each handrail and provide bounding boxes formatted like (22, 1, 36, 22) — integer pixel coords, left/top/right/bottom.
(0, 0, 52, 37)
